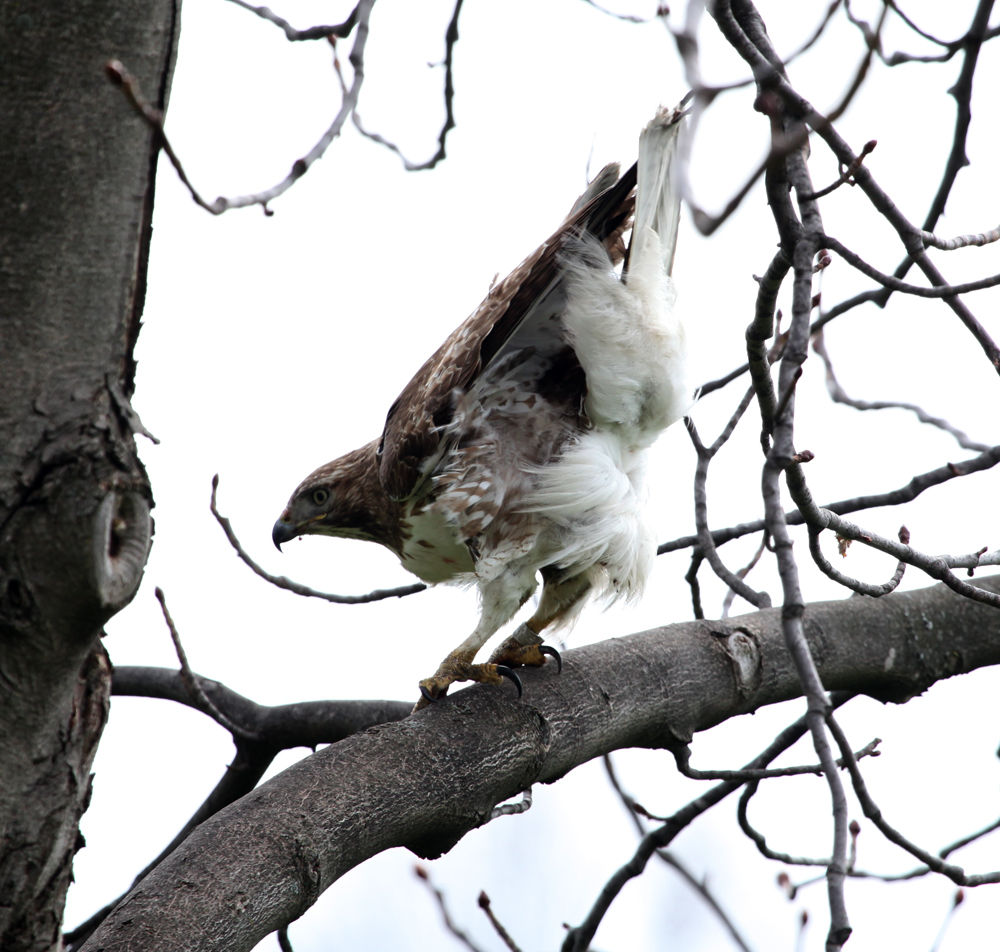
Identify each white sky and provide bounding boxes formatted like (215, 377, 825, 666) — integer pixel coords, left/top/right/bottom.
(68, 2, 1000, 951)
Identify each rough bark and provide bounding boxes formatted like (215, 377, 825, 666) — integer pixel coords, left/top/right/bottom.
(81, 576, 1000, 952)
(0, 2, 180, 948)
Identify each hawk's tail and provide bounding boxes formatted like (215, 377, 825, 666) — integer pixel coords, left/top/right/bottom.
(630, 102, 686, 280)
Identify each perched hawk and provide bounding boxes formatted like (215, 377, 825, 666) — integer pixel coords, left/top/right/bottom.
(273, 105, 689, 708)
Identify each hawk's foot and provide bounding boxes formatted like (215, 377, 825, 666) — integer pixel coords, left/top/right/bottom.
(488, 633, 562, 674)
(414, 654, 522, 712)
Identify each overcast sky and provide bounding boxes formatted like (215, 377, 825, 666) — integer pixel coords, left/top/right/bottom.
(67, 2, 1000, 950)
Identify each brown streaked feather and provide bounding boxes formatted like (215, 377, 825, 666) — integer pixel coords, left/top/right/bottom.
(377, 163, 638, 501)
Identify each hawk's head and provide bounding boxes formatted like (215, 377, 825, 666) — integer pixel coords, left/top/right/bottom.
(272, 440, 403, 553)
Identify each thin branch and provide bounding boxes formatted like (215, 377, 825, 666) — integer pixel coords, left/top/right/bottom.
(658, 852, 757, 952)
(718, 0, 1000, 373)
(657, 443, 1000, 555)
(685, 549, 706, 620)
(798, 139, 876, 201)
(722, 533, 767, 618)
(929, 890, 966, 952)
(154, 587, 258, 741)
(488, 788, 532, 821)
(349, 0, 463, 171)
(681, 1, 883, 236)
(674, 736, 881, 782)
(605, 751, 756, 952)
(562, 692, 856, 951)
(827, 713, 1000, 886)
(739, 779, 831, 868)
(809, 524, 907, 597)
(718, 4, 857, 944)
(478, 893, 523, 952)
(808, 510, 1000, 608)
(791, 816, 1000, 887)
(811, 329, 990, 451)
(415, 866, 487, 952)
(224, 0, 360, 41)
(578, 0, 650, 23)
(686, 414, 772, 609)
(211, 475, 426, 603)
(921, 223, 1000, 250)
(824, 235, 1000, 297)
(107, 0, 377, 215)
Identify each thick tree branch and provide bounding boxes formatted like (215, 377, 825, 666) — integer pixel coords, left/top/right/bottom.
(65, 669, 410, 949)
(80, 577, 1000, 952)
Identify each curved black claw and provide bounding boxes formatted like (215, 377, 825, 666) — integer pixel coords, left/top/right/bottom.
(496, 665, 523, 697)
(420, 684, 437, 704)
(539, 644, 562, 674)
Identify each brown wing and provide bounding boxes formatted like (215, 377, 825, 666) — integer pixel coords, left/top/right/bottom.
(377, 163, 637, 501)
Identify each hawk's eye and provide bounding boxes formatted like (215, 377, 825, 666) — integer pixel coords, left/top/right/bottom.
(311, 488, 330, 506)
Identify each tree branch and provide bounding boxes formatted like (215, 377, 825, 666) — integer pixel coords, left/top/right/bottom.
(212, 476, 426, 603)
(657, 443, 1000, 555)
(64, 668, 411, 949)
(348, 0, 463, 171)
(79, 577, 1000, 952)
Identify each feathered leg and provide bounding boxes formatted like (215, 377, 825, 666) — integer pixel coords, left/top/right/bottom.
(488, 567, 590, 669)
(414, 562, 538, 710)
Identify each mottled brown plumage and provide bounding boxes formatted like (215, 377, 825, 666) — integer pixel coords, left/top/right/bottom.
(274, 105, 689, 708)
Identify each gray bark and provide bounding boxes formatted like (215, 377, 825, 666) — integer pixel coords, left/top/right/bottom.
(0, 2, 179, 948)
(81, 576, 1000, 952)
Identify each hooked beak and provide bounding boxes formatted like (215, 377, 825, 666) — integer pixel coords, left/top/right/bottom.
(272, 517, 298, 551)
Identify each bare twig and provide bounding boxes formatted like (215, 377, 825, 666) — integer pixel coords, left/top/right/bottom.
(154, 588, 258, 741)
(799, 139, 876, 201)
(602, 755, 760, 952)
(675, 736, 881, 782)
(721, 533, 767, 617)
(415, 866, 487, 952)
(211, 475, 425, 604)
(477, 893, 523, 952)
(488, 788, 532, 821)
(686, 412, 772, 610)
(679, 1, 883, 236)
(739, 780, 831, 868)
(827, 713, 1000, 886)
(809, 524, 907, 597)
(921, 224, 1000, 251)
(929, 890, 966, 952)
(811, 330, 990, 451)
(805, 509, 1000, 608)
(107, 0, 377, 215)
(685, 549, 706, 620)
(562, 692, 856, 951)
(349, 0, 463, 171)
(789, 816, 1000, 889)
(657, 443, 1000, 555)
(714, 5, 857, 944)
(224, 0, 360, 41)
(578, 0, 650, 23)
(824, 235, 1000, 298)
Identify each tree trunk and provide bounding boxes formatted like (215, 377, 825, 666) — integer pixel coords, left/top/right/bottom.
(0, 2, 180, 948)
(80, 576, 1000, 952)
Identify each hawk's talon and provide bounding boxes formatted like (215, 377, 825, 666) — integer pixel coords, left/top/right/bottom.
(539, 644, 562, 674)
(488, 636, 561, 674)
(419, 684, 437, 704)
(495, 665, 523, 697)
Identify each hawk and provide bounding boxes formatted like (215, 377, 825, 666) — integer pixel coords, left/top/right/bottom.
(273, 105, 689, 709)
